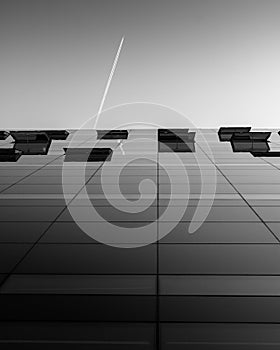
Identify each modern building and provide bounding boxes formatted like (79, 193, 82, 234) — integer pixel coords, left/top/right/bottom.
(0, 128, 280, 349)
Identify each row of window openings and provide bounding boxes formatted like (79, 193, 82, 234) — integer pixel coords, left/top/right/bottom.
(0, 128, 280, 162)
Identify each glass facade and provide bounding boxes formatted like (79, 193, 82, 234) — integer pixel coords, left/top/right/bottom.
(0, 128, 280, 348)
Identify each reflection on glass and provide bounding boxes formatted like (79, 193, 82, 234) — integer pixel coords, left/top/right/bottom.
(251, 151, 280, 157)
(159, 142, 195, 152)
(43, 130, 69, 140)
(0, 148, 22, 162)
(231, 140, 270, 152)
(0, 131, 9, 140)
(230, 132, 271, 153)
(63, 148, 113, 162)
(218, 126, 251, 141)
(158, 129, 196, 152)
(218, 129, 276, 155)
(97, 130, 128, 139)
(10, 132, 52, 155)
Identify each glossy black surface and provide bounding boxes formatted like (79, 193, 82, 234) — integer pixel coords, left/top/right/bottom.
(231, 139, 270, 152)
(10, 131, 52, 155)
(218, 126, 251, 141)
(0, 131, 9, 140)
(63, 147, 113, 162)
(97, 129, 128, 139)
(0, 149, 22, 162)
(43, 130, 69, 140)
(158, 129, 196, 153)
(251, 151, 280, 157)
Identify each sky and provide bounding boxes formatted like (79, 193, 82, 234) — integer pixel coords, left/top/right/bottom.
(0, 0, 280, 129)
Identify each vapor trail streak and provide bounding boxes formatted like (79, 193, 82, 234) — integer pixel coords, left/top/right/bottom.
(93, 36, 125, 129)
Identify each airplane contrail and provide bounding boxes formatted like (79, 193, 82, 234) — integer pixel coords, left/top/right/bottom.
(93, 36, 125, 129)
